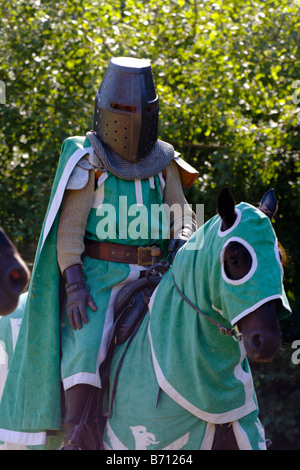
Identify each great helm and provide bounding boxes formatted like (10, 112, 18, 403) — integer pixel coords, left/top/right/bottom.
(93, 57, 159, 163)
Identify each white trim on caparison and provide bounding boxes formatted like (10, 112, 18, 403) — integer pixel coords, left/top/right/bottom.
(230, 293, 291, 326)
(218, 208, 242, 237)
(220, 237, 258, 286)
(147, 294, 257, 424)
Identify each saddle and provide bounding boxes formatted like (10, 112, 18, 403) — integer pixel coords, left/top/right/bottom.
(113, 260, 170, 345)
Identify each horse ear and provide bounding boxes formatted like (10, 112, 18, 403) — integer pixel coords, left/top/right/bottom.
(258, 189, 278, 220)
(218, 187, 236, 230)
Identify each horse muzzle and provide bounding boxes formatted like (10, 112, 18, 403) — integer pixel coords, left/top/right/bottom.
(243, 329, 282, 362)
(0, 255, 30, 316)
(237, 300, 282, 363)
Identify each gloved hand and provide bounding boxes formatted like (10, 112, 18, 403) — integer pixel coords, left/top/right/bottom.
(168, 232, 190, 262)
(64, 264, 97, 330)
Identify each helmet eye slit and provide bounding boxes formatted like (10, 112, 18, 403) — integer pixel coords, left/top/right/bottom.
(110, 103, 136, 113)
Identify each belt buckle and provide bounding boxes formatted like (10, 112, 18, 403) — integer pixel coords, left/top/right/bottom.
(137, 246, 153, 266)
(137, 246, 161, 266)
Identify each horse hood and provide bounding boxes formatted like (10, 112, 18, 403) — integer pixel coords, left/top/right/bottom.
(185, 202, 291, 326)
(148, 202, 291, 422)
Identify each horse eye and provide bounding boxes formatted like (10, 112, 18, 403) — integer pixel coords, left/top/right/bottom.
(222, 241, 253, 282)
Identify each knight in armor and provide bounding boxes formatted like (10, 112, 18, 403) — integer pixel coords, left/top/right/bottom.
(58, 57, 198, 449)
(0, 57, 198, 450)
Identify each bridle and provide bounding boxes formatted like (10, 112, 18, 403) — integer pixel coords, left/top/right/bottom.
(172, 273, 242, 342)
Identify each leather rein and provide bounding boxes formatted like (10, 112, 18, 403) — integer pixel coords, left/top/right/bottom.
(172, 273, 242, 342)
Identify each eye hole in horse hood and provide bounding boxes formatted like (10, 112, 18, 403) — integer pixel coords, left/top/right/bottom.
(220, 237, 258, 285)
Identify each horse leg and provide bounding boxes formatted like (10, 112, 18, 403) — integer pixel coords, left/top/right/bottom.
(211, 423, 239, 450)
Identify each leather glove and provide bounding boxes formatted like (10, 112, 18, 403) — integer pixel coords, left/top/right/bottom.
(64, 264, 97, 330)
(168, 232, 190, 262)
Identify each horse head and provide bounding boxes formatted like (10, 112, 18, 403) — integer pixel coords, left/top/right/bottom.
(217, 187, 286, 362)
(0, 226, 30, 316)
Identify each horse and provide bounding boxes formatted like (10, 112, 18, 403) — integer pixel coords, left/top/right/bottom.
(0, 226, 29, 316)
(98, 187, 291, 451)
(0, 188, 291, 450)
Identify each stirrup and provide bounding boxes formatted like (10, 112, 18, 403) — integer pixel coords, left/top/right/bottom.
(59, 436, 82, 451)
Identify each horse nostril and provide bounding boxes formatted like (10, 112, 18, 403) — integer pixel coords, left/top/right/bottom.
(252, 334, 262, 350)
(10, 269, 22, 280)
(7, 266, 29, 292)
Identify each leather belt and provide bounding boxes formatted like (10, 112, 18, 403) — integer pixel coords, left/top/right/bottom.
(84, 238, 162, 266)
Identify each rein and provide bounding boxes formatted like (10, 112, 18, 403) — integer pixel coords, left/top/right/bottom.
(172, 273, 242, 342)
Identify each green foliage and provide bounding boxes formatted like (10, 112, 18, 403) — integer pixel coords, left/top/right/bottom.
(0, 0, 299, 448)
(253, 345, 300, 450)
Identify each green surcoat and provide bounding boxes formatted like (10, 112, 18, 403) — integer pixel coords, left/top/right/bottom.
(0, 135, 171, 446)
(61, 171, 170, 390)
